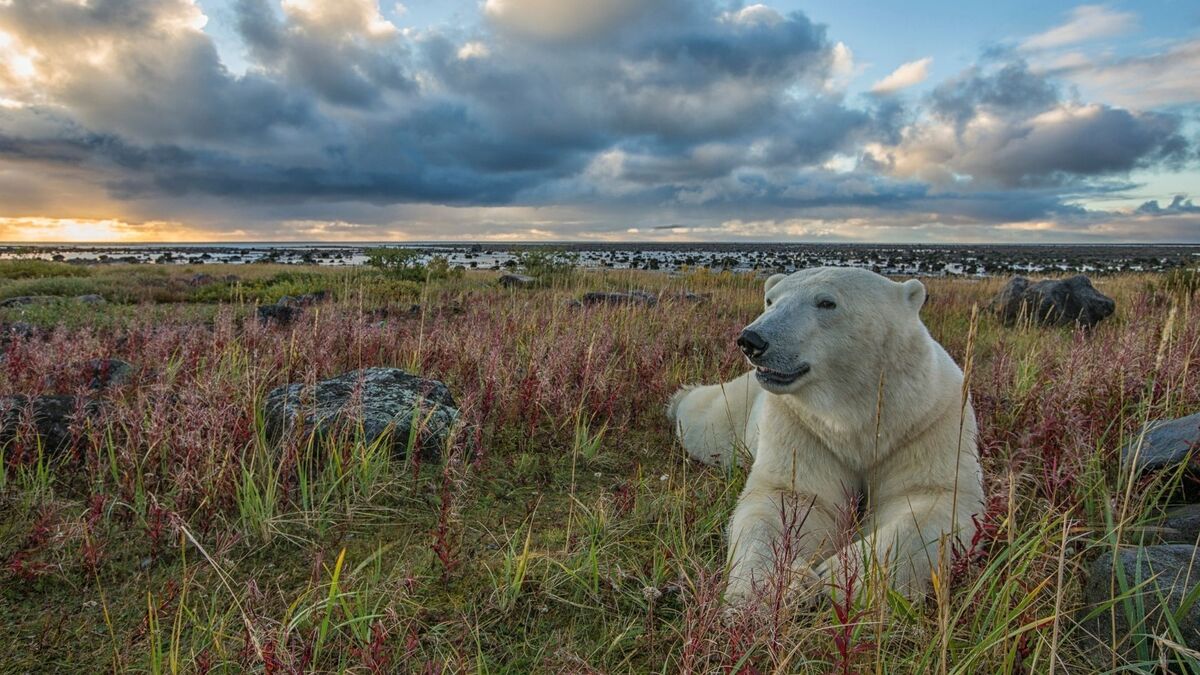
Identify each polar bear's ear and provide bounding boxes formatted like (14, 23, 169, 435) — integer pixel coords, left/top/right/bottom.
(901, 278, 926, 310)
(764, 273, 787, 294)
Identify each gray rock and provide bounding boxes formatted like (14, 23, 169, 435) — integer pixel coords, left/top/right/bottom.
(80, 358, 135, 391)
(1121, 412, 1200, 476)
(580, 291, 658, 307)
(498, 273, 536, 288)
(188, 273, 216, 286)
(75, 294, 105, 305)
(991, 275, 1115, 328)
(1159, 505, 1200, 544)
(257, 304, 300, 326)
(264, 367, 458, 461)
(0, 394, 99, 456)
(0, 296, 58, 308)
(1081, 545, 1200, 658)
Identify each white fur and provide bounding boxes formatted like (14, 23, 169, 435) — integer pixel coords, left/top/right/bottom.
(669, 268, 983, 604)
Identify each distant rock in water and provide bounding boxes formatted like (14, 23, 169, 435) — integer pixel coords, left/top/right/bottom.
(580, 291, 658, 307)
(1121, 412, 1200, 477)
(1081, 545, 1200, 657)
(263, 367, 458, 461)
(0, 394, 99, 456)
(498, 273, 536, 288)
(257, 303, 300, 326)
(991, 275, 1115, 328)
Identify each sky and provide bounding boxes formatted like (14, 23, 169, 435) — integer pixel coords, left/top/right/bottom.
(0, 0, 1198, 243)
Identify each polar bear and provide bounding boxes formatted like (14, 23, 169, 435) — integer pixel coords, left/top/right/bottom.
(668, 267, 983, 604)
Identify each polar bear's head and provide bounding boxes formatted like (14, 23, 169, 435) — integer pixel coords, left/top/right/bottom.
(737, 267, 927, 395)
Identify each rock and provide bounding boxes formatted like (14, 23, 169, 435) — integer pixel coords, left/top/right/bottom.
(580, 291, 658, 307)
(80, 358, 135, 391)
(1159, 505, 1200, 544)
(188, 273, 216, 286)
(1081, 545, 1200, 657)
(0, 296, 58, 308)
(75, 294, 105, 305)
(0, 394, 99, 456)
(991, 275, 1115, 328)
(263, 367, 458, 461)
(2, 322, 36, 342)
(498, 273, 536, 288)
(1121, 412, 1200, 476)
(257, 304, 300, 326)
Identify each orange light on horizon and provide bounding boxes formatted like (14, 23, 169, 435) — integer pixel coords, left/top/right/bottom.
(0, 217, 229, 243)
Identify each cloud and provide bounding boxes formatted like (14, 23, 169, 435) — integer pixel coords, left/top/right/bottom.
(1048, 38, 1200, 108)
(869, 60, 1188, 188)
(1136, 195, 1200, 215)
(0, 0, 1195, 243)
(483, 0, 655, 41)
(1021, 5, 1136, 51)
(870, 57, 932, 94)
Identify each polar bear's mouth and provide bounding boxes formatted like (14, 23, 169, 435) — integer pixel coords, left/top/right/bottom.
(754, 363, 810, 386)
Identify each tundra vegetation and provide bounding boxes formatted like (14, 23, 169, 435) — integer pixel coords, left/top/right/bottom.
(0, 260, 1198, 673)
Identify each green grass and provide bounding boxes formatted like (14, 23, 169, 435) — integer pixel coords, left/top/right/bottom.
(0, 263, 1197, 672)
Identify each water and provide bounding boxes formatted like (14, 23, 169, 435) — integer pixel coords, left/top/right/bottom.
(1, 242, 1197, 276)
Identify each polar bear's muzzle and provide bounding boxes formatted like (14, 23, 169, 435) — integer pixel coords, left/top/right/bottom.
(753, 362, 810, 388)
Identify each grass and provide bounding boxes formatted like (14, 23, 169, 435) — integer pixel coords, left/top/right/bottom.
(0, 262, 1197, 672)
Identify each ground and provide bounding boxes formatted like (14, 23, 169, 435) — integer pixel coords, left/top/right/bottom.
(0, 261, 1197, 673)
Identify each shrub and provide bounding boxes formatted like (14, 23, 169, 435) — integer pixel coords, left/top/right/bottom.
(514, 248, 577, 285)
(365, 247, 428, 282)
(0, 260, 92, 280)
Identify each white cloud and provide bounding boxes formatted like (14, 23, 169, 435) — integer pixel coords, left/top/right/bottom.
(1053, 38, 1200, 108)
(721, 4, 784, 27)
(1021, 5, 1135, 51)
(870, 57, 932, 94)
(457, 41, 489, 60)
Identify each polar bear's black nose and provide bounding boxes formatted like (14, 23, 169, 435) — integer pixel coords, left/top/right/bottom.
(737, 329, 768, 358)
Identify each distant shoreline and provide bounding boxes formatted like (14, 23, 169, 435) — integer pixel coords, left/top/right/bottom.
(2, 242, 1196, 276)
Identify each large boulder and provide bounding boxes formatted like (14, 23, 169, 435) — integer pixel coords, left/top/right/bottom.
(1121, 412, 1200, 476)
(1081, 545, 1200, 658)
(991, 275, 1115, 328)
(0, 394, 98, 456)
(44, 358, 136, 392)
(263, 367, 458, 461)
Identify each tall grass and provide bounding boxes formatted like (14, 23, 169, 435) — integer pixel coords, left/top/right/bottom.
(0, 266, 1196, 672)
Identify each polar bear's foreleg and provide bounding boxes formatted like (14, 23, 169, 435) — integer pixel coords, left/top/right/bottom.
(668, 372, 761, 469)
(725, 487, 840, 606)
(815, 490, 973, 600)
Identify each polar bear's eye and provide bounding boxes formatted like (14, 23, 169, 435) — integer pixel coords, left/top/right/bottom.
(816, 299, 837, 310)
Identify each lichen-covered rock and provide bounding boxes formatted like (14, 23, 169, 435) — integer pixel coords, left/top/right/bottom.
(263, 367, 458, 461)
(1081, 545, 1200, 657)
(0, 394, 99, 456)
(1121, 412, 1200, 476)
(991, 275, 1115, 328)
